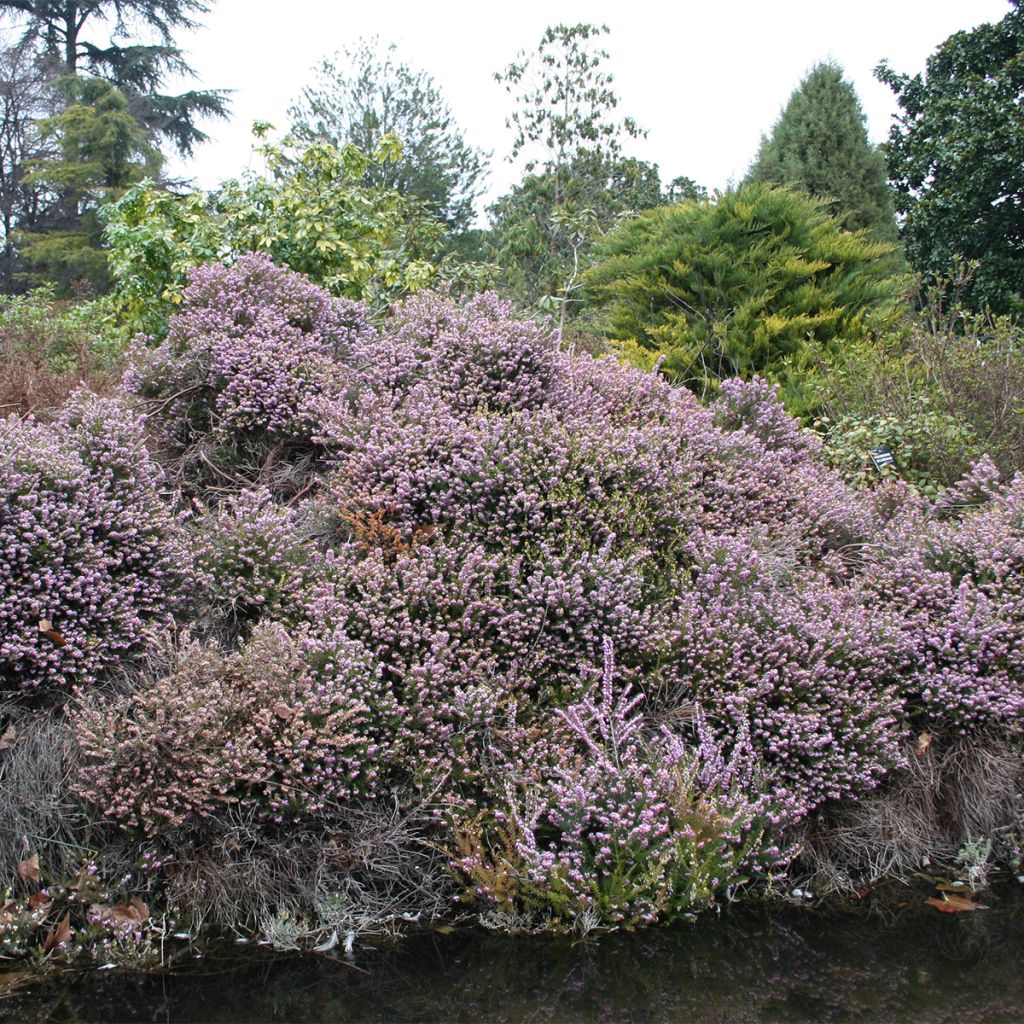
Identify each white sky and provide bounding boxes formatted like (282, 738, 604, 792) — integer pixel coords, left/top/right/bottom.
(166, 0, 1010, 213)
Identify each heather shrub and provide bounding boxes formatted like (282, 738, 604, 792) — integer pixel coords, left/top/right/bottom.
(125, 253, 373, 496)
(10, 264, 1021, 935)
(695, 379, 872, 558)
(313, 302, 893, 829)
(864, 468, 1024, 735)
(713, 376, 822, 466)
(73, 622, 400, 834)
(325, 395, 700, 567)
(189, 488, 319, 638)
(675, 534, 906, 823)
(363, 289, 558, 414)
(455, 643, 783, 928)
(0, 392, 183, 691)
(307, 534, 671, 797)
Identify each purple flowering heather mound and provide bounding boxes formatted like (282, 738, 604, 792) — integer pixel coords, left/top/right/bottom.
(125, 253, 375, 497)
(74, 620, 400, 834)
(0, 392, 184, 690)
(863, 471, 1024, 735)
(21, 261, 1020, 931)
(312, 306, 903, 835)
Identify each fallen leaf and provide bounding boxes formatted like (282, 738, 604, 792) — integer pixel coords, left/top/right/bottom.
(17, 853, 40, 885)
(27, 891, 52, 910)
(0, 724, 16, 751)
(90, 898, 149, 926)
(69, 863, 98, 894)
(915, 731, 933, 757)
(37, 620, 66, 647)
(42, 912, 72, 952)
(925, 894, 986, 913)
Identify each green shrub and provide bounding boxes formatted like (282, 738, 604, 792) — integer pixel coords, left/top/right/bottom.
(820, 403, 980, 496)
(0, 289, 120, 419)
(101, 130, 444, 338)
(585, 183, 908, 408)
(810, 274, 1024, 488)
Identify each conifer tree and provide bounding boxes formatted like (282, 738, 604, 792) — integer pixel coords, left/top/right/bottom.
(586, 183, 907, 407)
(0, 0, 227, 156)
(18, 75, 162, 292)
(746, 62, 897, 242)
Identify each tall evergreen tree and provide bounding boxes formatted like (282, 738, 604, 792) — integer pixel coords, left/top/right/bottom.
(0, 0, 228, 155)
(18, 74, 162, 292)
(746, 61, 898, 242)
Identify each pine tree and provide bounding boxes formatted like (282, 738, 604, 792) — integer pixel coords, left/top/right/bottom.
(746, 62, 897, 242)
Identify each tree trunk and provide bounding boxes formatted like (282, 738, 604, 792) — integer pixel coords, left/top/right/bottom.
(63, 4, 78, 72)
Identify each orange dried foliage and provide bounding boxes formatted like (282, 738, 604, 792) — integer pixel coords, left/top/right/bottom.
(342, 506, 439, 560)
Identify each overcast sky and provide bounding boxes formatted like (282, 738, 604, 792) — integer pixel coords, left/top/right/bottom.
(165, 0, 1010, 212)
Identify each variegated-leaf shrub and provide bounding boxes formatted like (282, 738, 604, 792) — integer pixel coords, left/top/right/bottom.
(0, 391, 185, 691)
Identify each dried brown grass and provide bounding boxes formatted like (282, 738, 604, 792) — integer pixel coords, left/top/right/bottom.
(159, 797, 457, 940)
(0, 701, 92, 888)
(800, 734, 1024, 891)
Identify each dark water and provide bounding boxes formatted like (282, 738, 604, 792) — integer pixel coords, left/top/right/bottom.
(3, 895, 1024, 1023)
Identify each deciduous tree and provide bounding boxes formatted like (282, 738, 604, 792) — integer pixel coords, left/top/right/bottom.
(288, 39, 487, 239)
(490, 23, 665, 316)
(101, 129, 444, 337)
